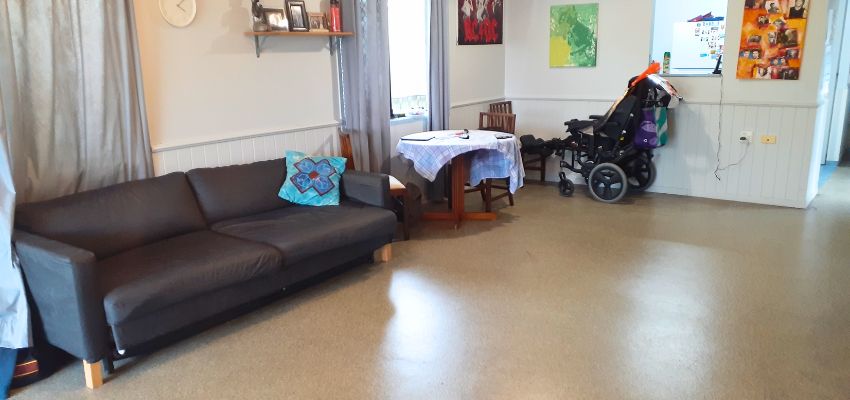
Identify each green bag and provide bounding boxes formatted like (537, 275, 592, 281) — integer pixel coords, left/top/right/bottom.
(655, 107, 669, 147)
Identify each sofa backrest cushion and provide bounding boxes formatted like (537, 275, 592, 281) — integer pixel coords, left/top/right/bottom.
(186, 159, 291, 224)
(15, 173, 207, 259)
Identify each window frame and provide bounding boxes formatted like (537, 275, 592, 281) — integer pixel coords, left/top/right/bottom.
(649, 0, 729, 77)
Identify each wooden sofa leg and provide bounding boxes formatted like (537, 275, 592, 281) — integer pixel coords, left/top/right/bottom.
(374, 244, 392, 263)
(83, 360, 103, 389)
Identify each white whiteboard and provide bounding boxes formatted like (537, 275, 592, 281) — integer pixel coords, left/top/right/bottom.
(670, 21, 725, 70)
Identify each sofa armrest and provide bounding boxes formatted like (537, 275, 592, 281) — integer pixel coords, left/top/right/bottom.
(341, 171, 392, 209)
(14, 230, 109, 362)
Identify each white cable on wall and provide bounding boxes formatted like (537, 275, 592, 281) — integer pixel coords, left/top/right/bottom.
(713, 62, 750, 181)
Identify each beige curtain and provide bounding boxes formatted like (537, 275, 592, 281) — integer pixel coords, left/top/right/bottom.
(429, 0, 450, 131)
(0, 0, 153, 349)
(0, 0, 153, 204)
(338, 0, 392, 174)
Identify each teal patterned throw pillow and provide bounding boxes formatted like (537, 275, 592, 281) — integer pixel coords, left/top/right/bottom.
(279, 151, 347, 206)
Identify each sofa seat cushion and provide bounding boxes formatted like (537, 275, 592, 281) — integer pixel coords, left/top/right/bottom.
(98, 230, 283, 325)
(212, 201, 396, 266)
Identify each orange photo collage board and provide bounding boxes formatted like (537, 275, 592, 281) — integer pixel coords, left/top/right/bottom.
(737, 0, 809, 80)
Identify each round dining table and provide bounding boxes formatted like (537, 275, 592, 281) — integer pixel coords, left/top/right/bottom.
(397, 130, 525, 228)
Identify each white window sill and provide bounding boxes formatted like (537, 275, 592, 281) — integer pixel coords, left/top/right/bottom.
(390, 114, 429, 125)
(659, 73, 722, 78)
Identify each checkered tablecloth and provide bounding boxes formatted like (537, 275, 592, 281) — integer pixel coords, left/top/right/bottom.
(396, 130, 525, 193)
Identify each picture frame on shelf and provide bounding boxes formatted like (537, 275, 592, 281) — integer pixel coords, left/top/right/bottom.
(263, 8, 288, 31)
(308, 12, 329, 32)
(286, 1, 309, 32)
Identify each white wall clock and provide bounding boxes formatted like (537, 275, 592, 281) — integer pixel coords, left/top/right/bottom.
(159, 0, 197, 28)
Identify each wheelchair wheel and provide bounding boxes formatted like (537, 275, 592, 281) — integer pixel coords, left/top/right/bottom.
(558, 172, 574, 197)
(588, 163, 628, 203)
(626, 155, 657, 192)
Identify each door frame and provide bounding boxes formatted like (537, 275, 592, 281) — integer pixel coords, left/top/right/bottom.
(826, 0, 850, 163)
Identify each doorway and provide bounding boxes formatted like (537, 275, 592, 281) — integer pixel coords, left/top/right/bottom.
(825, 0, 850, 164)
(818, 0, 850, 189)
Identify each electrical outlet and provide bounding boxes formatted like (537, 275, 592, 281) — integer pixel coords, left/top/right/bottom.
(761, 135, 777, 144)
(739, 131, 753, 143)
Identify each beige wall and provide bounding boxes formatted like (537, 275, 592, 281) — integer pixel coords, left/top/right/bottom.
(135, 0, 505, 154)
(140, 0, 828, 207)
(505, 0, 826, 106)
(448, 1, 505, 106)
(502, 0, 828, 207)
(135, 0, 339, 151)
(446, 1, 506, 132)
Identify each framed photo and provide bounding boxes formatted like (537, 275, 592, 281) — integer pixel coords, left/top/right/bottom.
(263, 8, 288, 31)
(286, 1, 309, 32)
(308, 12, 329, 32)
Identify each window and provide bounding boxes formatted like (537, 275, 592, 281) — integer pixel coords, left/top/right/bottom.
(650, 0, 728, 75)
(388, 0, 429, 118)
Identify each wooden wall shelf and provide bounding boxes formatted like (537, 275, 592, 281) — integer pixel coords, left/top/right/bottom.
(245, 31, 354, 37)
(245, 31, 354, 57)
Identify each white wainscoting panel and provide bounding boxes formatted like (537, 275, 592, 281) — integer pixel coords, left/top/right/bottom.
(151, 97, 494, 179)
(449, 98, 506, 131)
(510, 98, 818, 208)
(152, 124, 341, 176)
(148, 99, 817, 208)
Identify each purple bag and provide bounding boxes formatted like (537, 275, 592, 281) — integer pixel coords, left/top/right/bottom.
(635, 107, 658, 149)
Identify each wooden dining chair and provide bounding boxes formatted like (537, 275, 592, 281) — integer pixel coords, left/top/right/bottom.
(339, 132, 357, 171)
(478, 111, 516, 134)
(491, 101, 547, 182)
(340, 133, 411, 240)
(465, 112, 517, 212)
(489, 101, 513, 114)
(518, 137, 550, 183)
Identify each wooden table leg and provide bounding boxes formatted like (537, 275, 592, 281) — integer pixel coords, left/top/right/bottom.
(423, 154, 497, 228)
(451, 155, 465, 228)
(424, 155, 465, 226)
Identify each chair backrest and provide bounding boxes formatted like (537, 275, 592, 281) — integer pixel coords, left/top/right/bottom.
(479, 112, 516, 134)
(339, 133, 356, 171)
(489, 101, 513, 114)
(601, 95, 639, 140)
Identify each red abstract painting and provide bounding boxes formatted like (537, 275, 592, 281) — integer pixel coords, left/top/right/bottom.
(458, 0, 503, 45)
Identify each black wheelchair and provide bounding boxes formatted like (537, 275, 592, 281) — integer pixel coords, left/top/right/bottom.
(522, 72, 680, 203)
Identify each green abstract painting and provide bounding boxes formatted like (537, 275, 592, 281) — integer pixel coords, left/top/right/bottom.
(550, 3, 599, 68)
